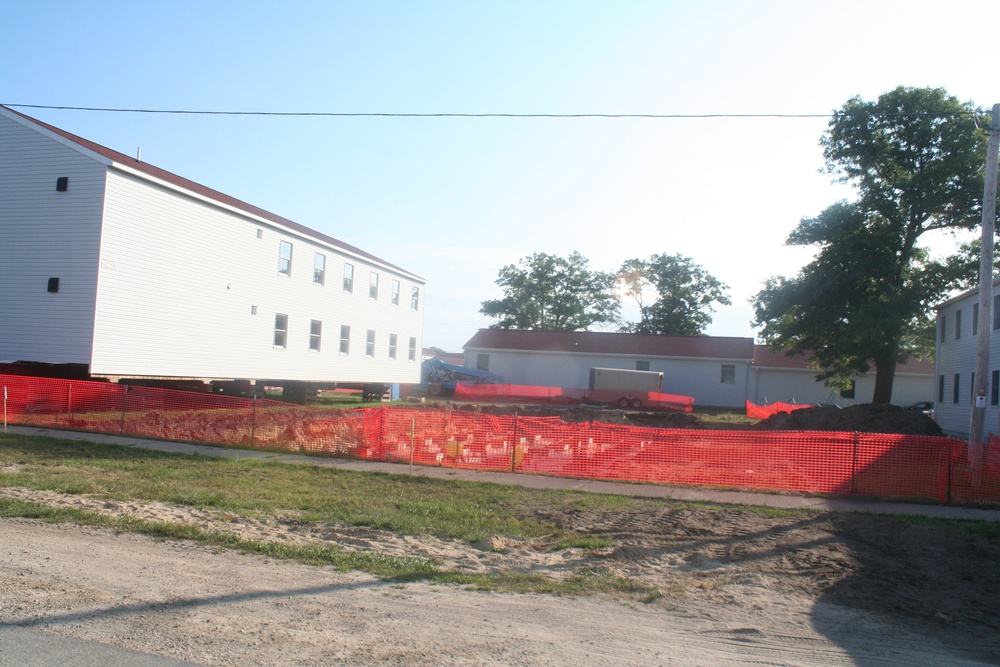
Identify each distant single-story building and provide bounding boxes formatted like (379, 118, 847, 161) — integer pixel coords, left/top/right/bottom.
(462, 329, 934, 410)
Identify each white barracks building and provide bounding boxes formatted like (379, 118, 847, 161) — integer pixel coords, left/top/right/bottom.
(0, 106, 425, 397)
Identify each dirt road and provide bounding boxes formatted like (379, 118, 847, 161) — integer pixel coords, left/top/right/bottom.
(2, 489, 999, 666)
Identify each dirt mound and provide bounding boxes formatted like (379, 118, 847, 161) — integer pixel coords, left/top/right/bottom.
(753, 403, 944, 436)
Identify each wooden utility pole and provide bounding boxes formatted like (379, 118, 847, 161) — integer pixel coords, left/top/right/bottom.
(969, 103, 1000, 447)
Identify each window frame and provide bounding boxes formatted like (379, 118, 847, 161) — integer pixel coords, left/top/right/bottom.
(343, 263, 354, 293)
(309, 319, 322, 352)
(366, 329, 376, 357)
(369, 272, 379, 300)
(408, 337, 417, 361)
(313, 253, 326, 286)
(339, 325, 350, 355)
(720, 364, 736, 384)
(391, 279, 401, 306)
(411, 286, 420, 311)
(278, 241, 293, 276)
(273, 313, 288, 348)
(388, 333, 397, 359)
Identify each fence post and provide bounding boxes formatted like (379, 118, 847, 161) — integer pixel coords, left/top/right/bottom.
(250, 392, 257, 447)
(3, 385, 6, 433)
(511, 411, 519, 473)
(851, 432, 859, 495)
(119, 385, 128, 435)
(410, 416, 415, 474)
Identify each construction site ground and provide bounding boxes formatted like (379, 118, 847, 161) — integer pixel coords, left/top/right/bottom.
(2, 419, 999, 666)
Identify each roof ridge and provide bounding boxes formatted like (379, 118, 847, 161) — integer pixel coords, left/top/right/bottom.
(0, 105, 421, 281)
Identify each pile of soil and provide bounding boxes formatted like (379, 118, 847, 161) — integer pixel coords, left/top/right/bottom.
(752, 403, 944, 437)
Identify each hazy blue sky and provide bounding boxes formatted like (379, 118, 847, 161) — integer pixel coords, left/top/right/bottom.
(3, 1, 998, 351)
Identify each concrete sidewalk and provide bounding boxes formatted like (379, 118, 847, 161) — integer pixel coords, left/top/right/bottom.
(7, 425, 1000, 523)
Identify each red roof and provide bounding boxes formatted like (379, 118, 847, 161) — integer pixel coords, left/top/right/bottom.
(464, 329, 755, 360)
(2, 106, 421, 281)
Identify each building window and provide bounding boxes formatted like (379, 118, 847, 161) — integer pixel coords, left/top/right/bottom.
(953, 373, 961, 404)
(388, 333, 397, 359)
(273, 314, 288, 348)
(256, 229, 263, 239)
(971, 372, 976, 401)
(840, 380, 856, 399)
(993, 295, 1000, 330)
(251, 305, 257, 315)
(309, 320, 322, 352)
(938, 375, 945, 403)
(313, 253, 326, 285)
(636, 360, 650, 371)
(343, 263, 354, 293)
(408, 337, 417, 361)
(720, 364, 736, 384)
(369, 272, 379, 300)
(477, 354, 490, 372)
(992, 370, 999, 406)
(411, 286, 420, 311)
(278, 241, 293, 276)
(940, 314, 947, 342)
(392, 279, 400, 306)
(974, 303, 980, 334)
(339, 325, 350, 355)
(956, 309, 962, 340)
(366, 329, 376, 357)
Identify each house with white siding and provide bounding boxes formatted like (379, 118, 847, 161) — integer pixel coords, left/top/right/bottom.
(463, 329, 934, 410)
(463, 329, 756, 408)
(934, 279, 1000, 438)
(0, 106, 425, 396)
(750, 346, 934, 408)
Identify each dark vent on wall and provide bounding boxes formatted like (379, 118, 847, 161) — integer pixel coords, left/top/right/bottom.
(56, 177, 69, 192)
(47, 277, 60, 293)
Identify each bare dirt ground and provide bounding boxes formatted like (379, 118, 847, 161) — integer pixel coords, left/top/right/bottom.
(2, 483, 1000, 666)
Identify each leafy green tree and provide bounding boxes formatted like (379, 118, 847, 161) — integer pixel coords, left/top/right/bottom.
(618, 254, 730, 335)
(752, 87, 990, 404)
(480, 251, 620, 331)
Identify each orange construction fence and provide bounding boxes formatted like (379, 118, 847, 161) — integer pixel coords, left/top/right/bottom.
(452, 382, 695, 412)
(745, 400, 815, 419)
(2, 374, 998, 506)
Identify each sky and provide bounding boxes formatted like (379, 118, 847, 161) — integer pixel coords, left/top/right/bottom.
(3, 0, 998, 352)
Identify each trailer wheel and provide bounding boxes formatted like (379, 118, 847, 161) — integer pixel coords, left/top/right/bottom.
(617, 397, 630, 409)
(630, 398, 643, 410)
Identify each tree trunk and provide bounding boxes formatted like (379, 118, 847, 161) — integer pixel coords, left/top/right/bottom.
(871, 353, 898, 405)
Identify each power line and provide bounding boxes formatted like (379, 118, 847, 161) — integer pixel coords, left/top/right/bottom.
(3, 102, 978, 120)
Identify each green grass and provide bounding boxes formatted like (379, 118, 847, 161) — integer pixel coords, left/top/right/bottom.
(0, 432, 665, 597)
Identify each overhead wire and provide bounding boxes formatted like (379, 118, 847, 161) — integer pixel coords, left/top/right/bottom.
(0, 102, 981, 120)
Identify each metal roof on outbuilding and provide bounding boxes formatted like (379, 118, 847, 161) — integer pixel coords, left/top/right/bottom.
(463, 329, 755, 360)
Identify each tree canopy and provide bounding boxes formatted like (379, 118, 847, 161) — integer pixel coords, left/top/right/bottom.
(479, 251, 620, 331)
(752, 87, 990, 404)
(619, 253, 730, 336)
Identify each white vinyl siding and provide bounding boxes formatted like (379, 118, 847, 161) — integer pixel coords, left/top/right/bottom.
(90, 170, 424, 383)
(0, 113, 106, 364)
